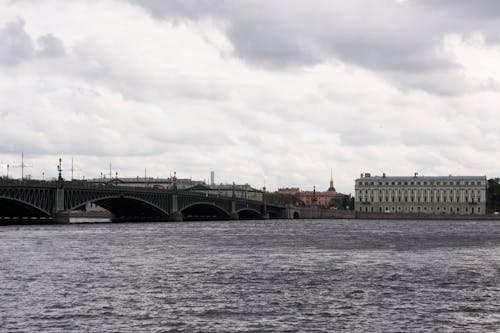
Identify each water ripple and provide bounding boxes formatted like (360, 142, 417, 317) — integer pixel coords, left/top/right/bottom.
(0, 219, 499, 332)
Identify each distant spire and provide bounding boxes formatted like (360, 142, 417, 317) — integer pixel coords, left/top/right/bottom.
(328, 169, 336, 192)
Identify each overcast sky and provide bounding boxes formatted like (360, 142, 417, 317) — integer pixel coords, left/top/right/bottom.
(1, 0, 500, 193)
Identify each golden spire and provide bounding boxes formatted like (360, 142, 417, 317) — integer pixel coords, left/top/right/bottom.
(328, 169, 336, 192)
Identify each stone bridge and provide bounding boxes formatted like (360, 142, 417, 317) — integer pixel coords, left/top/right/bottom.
(0, 180, 285, 223)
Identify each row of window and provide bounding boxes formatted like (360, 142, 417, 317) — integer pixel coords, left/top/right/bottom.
(359, 206, 481, 213)
(359, 189, 482, 195)
(357, 180, 484, 187)
(357, 190, 483, 200)
(359, 197, 481, 203)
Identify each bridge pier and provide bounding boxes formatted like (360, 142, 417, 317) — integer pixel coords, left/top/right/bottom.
(169, 192, 184, 221)
(50, 185, 70, 223)
(52, 213, 70, 224)
(262, 202, 269, 220)
(230, 200, 239, 220)
(169, 211, 184, 222)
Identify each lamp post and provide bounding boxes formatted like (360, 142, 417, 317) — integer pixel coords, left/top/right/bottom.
(57, 158, 63, 182)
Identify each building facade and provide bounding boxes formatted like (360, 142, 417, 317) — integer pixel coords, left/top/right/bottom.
(299, 188, 343, 207)
(300, 172, 346, 207)
(277, 187, 300, 195)
(275, 173, 351, 209)
(355, 173, 487, 215)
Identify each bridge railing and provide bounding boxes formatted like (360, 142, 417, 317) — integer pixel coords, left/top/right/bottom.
(0, 178, 59, 187)
(176, 189, 264, 203)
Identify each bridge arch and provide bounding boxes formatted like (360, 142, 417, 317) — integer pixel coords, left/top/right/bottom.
(67, 195, 169, 219)
(0, 196, 51, 218)
(181, 202, 231, 221)
(237, 208, 263, 220)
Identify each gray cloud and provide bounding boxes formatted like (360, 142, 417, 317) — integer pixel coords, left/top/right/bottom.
(0, 19, 34, 65)
(125, 1, 436, 69)
(416, 0, 500, 20)
(128, 0, 221, 19)
(126, 0, 500, 95)
(37, 33, 65, 57)
(0, 19, 65, 66)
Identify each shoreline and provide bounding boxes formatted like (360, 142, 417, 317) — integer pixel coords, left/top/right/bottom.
(354, 212, 500, 220)
(2, 213, 500, 225)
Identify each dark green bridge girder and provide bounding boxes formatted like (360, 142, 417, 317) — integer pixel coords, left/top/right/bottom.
(0, 181, 284, 222)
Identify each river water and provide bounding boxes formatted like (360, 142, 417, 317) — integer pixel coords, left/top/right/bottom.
(0, 219, 499, 332)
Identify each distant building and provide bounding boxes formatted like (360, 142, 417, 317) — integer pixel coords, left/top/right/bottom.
(87, 176, 204, 190)
(299, 172, 347, 207)
(277, 187, 300, 195)
(355, 173, 487, 215)
(275, 172, 350, 209)
(86, 176, 263, 200)
(299, 175, 345, 207)
(188, 184, 264, 201)
(85, 202, 108, 212)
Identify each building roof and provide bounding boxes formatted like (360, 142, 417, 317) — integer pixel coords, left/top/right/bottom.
(356, 175, 486, 182)
(189, 184, 262, 192)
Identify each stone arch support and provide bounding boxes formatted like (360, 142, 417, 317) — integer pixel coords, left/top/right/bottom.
(0, 196, 51, 218)
(237, 208, 263, 220)
(66, 195, 170, 219)
(181, 202, 232, 221)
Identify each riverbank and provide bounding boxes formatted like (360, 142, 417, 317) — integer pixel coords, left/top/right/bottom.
(355, 212, 500, 220)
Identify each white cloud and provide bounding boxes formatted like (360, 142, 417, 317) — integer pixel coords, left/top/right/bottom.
(1, 0, 500, 194)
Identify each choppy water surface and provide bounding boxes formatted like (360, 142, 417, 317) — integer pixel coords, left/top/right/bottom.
(1, 219, 499, 332)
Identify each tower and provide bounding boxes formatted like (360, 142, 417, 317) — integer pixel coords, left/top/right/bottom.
(328, 169, 336, 192)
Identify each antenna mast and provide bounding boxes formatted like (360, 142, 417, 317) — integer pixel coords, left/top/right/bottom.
(70, 157, 82, 180)
(13, 152, 33, 180)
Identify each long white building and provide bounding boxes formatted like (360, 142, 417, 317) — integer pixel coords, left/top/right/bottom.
(355, 173, 487, 215)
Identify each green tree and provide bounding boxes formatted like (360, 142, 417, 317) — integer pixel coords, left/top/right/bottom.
(487, 178, 500, 213)
(265, 192, 303, 206)
(327, 197, 343, 209)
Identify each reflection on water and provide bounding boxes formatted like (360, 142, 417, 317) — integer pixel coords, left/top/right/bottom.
(70, 217, 111, 223)
(0, 219, 499, 332)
